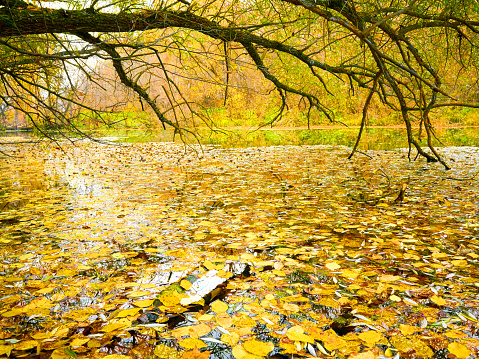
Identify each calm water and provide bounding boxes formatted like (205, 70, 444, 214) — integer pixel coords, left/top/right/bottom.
(2, 127, 479, 150)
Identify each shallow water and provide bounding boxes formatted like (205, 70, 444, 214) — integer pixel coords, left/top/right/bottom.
(0, 140, 478, 358)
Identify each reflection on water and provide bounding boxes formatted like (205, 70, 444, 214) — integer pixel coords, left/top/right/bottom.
(2, 126, 479, 149)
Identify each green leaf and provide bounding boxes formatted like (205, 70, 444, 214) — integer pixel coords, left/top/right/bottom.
(65, 348, 77, 358)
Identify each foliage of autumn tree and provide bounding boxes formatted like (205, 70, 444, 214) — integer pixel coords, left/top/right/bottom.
(1, 0, 479, 167)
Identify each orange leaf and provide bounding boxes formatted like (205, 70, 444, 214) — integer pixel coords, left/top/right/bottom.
(179, 346, 210, 359)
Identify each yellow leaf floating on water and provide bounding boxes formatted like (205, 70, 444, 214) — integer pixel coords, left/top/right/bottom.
(18, 253, 34, 261)
(180, 279, 193, 290)
(221, 332, 240, 346)
(198, 314, 214, 321)
(232, 344, 263, 359)
(159, 292, 181, 306)
(179, 338, 207, 349)
(154, 344, 181, 358)
(318, 329, 347, 351)
(14, 340, 38, 351)
(116, 307, 141, 318)
(316, 297, 340, 309)
(190, 323, 211, 338)
(451, 259, 467, 267)
(341, 269, 361, 279)
(448, 342, 471, 359)
(278, 343, 297, 355)
(2, 307, 25, 317)
(63, 308, 96, 322)
(30, 267, 42, 275)
(70, 337, 90, 347)
(181, 295, 205, 306)
(34, 286, 56, 294)
(127, 290, 150, 298)
(389, 295, 401, 302)
(133, 299, 154, 308)
(141, 283, 157, 289)
(210, 300, 228, 314)
(379, 275, 401, 282)
(349, 350, 377, 359)
(217, 270, 233, 278)
(203, 260, 216, 270)
(282, 302, 299, 312)
(179, 347, 210, 359)
(358, 331, 383, 346)
(101, 318, 132, 332)
(430, 295, 446, 306)
(286, 325, 314, 344)
(0, 345, 13, 356)
(50, 349, 71, 359)
(325, 262, 341, 271)
(390, 336, 433, 358)
(243, 339, 274, 357)
(399, 324, 418, 336)
(444, 330, 468, 339)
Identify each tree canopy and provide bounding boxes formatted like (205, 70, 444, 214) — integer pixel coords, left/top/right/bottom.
(1, 0, 479, 167)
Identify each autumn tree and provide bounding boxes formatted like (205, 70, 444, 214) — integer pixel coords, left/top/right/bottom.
(1, 0, 479, 167)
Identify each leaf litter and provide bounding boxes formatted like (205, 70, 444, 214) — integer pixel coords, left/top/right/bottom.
(0, 140, 478, 359)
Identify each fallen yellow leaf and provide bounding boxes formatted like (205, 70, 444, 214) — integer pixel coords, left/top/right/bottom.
(127, 290, 151, 298)
(210, 300, 228, 314)
(358, 330, 383, 346)
(116, 308, 141, 318)
(349, 350, 377, 359)
(430, 295, 446, 306)
(133, 299, 154, 307)
(154, 344, 181, 358)
(448, 342, 471, 359)
(389, 295, 401, 302)
(286, 325, 314, 343)
(101, 318, 132, 332)
(178, 338, 207, 349)
(243, 339, 274, 356)
(325, 262, 341, 270)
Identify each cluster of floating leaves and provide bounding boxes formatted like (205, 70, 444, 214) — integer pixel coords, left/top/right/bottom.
(0, 139, 478, 359)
